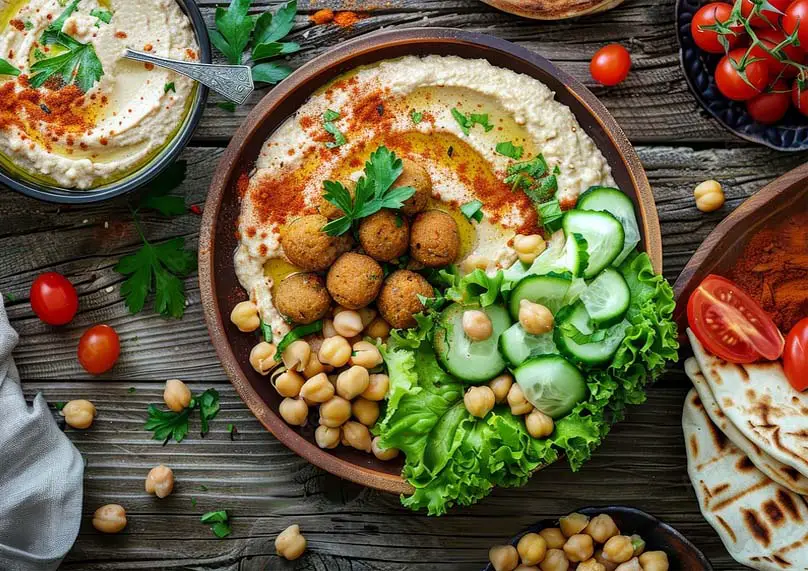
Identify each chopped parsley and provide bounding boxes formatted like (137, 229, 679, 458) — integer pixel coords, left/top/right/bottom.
(504, 154, 560, 204)
(323, 109, 346, 148)
(411, 110, 423, 124)
(275, 320, 323, 354)
(29, 33, 104, 92)
(460, 200, 484, 223)
(144, 388, 221, 444)
(128, 387, 136, 394)
(537, 199, 564, 233)
(90, 9, 112, 25)
(495, 141, 524, 160)
(164, 82, 176, 94)
(451, 108, 494, 136)
(23, 20, 34, 31)
(200, 510, 232, 539)
(53, 402, 66, 411)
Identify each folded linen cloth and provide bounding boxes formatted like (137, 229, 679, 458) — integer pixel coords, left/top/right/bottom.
(0, 298, 84, 571)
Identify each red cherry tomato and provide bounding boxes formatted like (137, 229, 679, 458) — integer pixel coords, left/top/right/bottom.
(784, 0, 808, 49)
(78, 325, 121, 375)
(29, 272, 78, 326)
(688, 275, 785, 363)
(783, 318, 808, 391)
(692, 3, 745, 53)
(590, 44, 632, 86)
(749, 28, 804, 78)
(746, 80, 792, 123)
(791, 79, 808, 115)
(742, 0, 794, 28)
(715, 48, 769, 100)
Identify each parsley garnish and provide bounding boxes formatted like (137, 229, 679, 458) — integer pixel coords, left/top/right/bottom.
(23, 21, 34, 31)
(322, 109, 346, 148)
(0, 58, 19, 77)
(197, 389, 221, 437)
(3, 292, 16, 303)
(252, 62, 292, 85)
(90, 9, 112, 25)
(227, 423, 238, 440)
(209, 0, 255, 65)
(54, 401, 66, 411)
(128, 387, 136, 394)
(504, 155, 560, 204)
(411, 110, 423, 124)
(201, 510, 232, 539)
(496, 141, 524, 160)
(451, 108, 494, 136)
(275, 320, 323, 354)
(164, 82, 176, 94)
(217, 101, 237, 112)
(252, 0, 298, 60)
(460, 200, 484, 223)
(321, 146, 416, 236)
(29, 33, 104, 92)
(537, 199, 564, 233)
(145, 388, 221, 444)
(41, 0, 80, 45)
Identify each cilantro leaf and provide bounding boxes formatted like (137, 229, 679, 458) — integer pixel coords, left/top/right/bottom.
(252, 62, 292, 85)
(90, 9, 112, 25)
(323, 109, 340, 122)
(201, 510, 232, 538)
(210, 0, 255, 65)
(164, 82, 176, 93)
(495, 141, 524, 160)
(197, 388, 220, 437)
(451, 108, 494, 136)
(253, 0, 296, 50)
(460, 199, 484, 223)
(505, 155, 559, 204)
(30, 34, 104, 92)
(538, 199, 564, 233)
(411, 110, 423, 124)
(145, 405, 192, 444)
(323, 110, 346, 148)
(0, 58, 20, 77)
(41, 0, 80, 45)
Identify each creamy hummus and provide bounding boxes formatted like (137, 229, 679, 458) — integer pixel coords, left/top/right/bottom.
(235, 55, 615, 341)
(0, 0, 198, 189)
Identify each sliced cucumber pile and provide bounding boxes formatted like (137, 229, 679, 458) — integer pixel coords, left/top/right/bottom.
(508, 273, 572, 320)
(579, 268, 630, 327)
(499, 323, 558, 367)
(514, 355, 587, 419)
(562, 210, 624, 279)
(434, 303, 512, 384)
(577, 186, 641, 267)
(554, 302, 630, 366)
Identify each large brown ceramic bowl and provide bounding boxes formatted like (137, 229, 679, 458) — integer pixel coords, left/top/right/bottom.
(199, 28, 660, 494)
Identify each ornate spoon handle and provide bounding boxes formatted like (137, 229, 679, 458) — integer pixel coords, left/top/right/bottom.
(124, 49, 254, 105)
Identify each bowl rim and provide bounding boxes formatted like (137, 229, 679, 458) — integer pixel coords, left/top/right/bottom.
(0, 0, 211, 204)
(199, 27, 660, 494)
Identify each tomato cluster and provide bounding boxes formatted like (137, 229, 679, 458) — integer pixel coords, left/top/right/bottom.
(692, 0, 808, 124)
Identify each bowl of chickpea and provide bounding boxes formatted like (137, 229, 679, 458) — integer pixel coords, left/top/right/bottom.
(484, 507, 712, 571)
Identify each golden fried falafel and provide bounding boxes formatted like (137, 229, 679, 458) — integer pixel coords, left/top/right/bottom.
(409, 210, 460, 268)
(377, 270, 435, 329)
(318, 181, 355, 220)
(281, 214, 351, 271)
(395, 158, 432, 216)
(326, 253, 384, 309)
(358, 210, 410, 262)
(274, 273, 332, 324)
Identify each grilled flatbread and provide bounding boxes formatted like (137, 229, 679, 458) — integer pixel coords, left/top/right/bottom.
(683, 389, 808, 570)
(685, 358, 808, 495)
(481, 0, 623, 20)
(688, 329, 808, 479)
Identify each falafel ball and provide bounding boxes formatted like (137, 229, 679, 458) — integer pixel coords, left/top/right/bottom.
(396, 158, 432, 216)
(358, 210, 410, 262)
(326, 252, 384, 309)
(281, 214, 351, 271)
(274, 273, 331, 324)
(377, 270, 435, 329)
(409, 210, 460, 268)
(318, 180, 355, 220)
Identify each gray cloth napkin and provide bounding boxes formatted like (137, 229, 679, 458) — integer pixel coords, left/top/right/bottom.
(0, 298, 84, 571)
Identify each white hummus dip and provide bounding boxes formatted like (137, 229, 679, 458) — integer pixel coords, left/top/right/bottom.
(235, 55, 615, 341)
(0, 0, 198, 189)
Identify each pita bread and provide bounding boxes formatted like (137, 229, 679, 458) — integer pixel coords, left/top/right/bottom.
(683, 389, 808, 570)
(688, 329, 808, 479)
(685, 358, 808, 496)
(480, 0, 623, 20)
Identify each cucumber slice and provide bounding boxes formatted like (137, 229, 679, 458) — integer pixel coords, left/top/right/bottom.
(514, 355, 587, 419)
(562, 210, 625, 279)
(434, 303, 512, 384)
(554, 302, 630, 366)
(528, 232, 589, 278)
(579, 268, 631, 327)
(499, 323, 558, 367)
(508, 273, 572, 320)
(577, 186, 641, 267)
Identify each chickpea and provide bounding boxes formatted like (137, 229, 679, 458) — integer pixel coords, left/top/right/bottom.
(639, 552, 669, 571)
(630, 535, 646, 557)
(602, 536, 634, 564)
(461, 254, 491, 273)
(560, 512, 589, 537)
(526, 409, 554, 439)
(230, 300, 260, 332)
(323, 319, 338, 338)
(464, 386, 496, 418)
(319, 396, 352, 427)
(365, 316, 391, 340)
(315, 425, 341, 449)
(61, 399, 96, 429)
(507, 383, 534, 415)
(342, 420, 372, 452)
(358, 307, 377, 328)
(462, 309, 493, 341)
(563, 534, 594, 563)
(513, 234, 547, 264)
(578, 560, 606, 571)
(585, 514, 619, 544)
(144, 464, 174, 498)
(539, 528, 566, 550)
(371, 436, 399, 461)
(614, 558, 641, 571)
(362, 373, 389, 401)
(333, 310, 364, 337)
(352, 398, 380, 426)
(318, 336, 352, 367)
(274, 370, 305, 398)
(250, 342, 278, 375)
(519, 300, 554, 335)
(275, 524, 306, 561)
(489, 373, 513, 404)
(694, 179, 725, 213)
(517, 533, 548, 566)
(515, 566, 539, 571)
(92, 504, 127, 534)
(350, 341, 383, 369)
(300, 373, 335, 403)
(336, 366, 370, 400)
(163, 379, 192, 412)
(539, 549, 569, 571)
(489, 544, 519, 571)
(283, 339, 312, 372)
(595, 550, 619, 571)
(279, 397, 308, 427)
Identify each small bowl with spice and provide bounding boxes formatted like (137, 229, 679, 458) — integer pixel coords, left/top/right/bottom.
(0, 0, 210, 204)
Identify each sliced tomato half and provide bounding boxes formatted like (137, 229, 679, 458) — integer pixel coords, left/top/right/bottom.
(687, 275, 785, 363)
(784, 318, 808, 391)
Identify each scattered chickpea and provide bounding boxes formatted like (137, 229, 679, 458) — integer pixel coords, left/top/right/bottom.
(539, 528, 567, 550)
(630, 535, 646, 557)
(489, 544, 520, 571)
(564, 534, 594, 562)
(560, 512, 590, 537)
(315, 425, 341, 449)
(275, 524, 306, 561)
(507, 383, 533, 415)
(614, 558, 641, 571)
(249, 342, 278, 375)
(279, 397, 308, 426)
(464, 386, 496, 418)
(525, 409, 554, 439)
(336, 366, 370, 400)
(358, 307, 377, 328)
(274, 370, 305, 398)
(578, 559, 607, 571)
(163, 379, 192, 412)
(513, 234, 547, 264)
(602, 536, 634, 564)
(230, 300, 260, 332)
(694, 180, 725, 213)
(639, 551, 669, 571)
(365, 316, 391, 340)
(282, 340, 311, 372)
(350, 341, 383, 369)
(517, 533, 547, 566)
(342, 420, 372, 452)
(92, 504, 127, 534)
(462, 309, 493, 341)
(318, 336, 352, 367)
(519, 300, 554, 335)
(333, 310, 364, 337)
(586, 514, 619, 544)
(539, 548, 569, 571)
(299, 373, 335, 403)
(323, 319, 338, 338)
(352, 398, 380, 426)
(319, 396, 352, 427)
(371, 436, 399, 461)
(362, 373, 389, 401)
(489, 373, 513, 404)
(144, 465, 174, 498)
(61, 399, 96, 429)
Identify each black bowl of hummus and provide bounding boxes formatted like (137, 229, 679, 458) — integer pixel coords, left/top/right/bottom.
(0, 0, 210, 203)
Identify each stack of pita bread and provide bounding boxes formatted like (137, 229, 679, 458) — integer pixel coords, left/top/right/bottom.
(683, 329, 808, 570)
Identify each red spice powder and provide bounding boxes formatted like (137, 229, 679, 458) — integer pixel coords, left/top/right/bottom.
(249, 170, 312, 225)
(9, 19, 25, 31)
(115, 31, 127, 39)
(236, 172, 250, 198)
(309, 8, 334, 25)
(333, 11, 361, 28)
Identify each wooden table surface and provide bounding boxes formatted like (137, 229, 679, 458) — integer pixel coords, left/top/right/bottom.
(4, 1, 805, 569)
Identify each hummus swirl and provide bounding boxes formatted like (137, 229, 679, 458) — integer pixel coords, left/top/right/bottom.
(0, 0, 198, 189)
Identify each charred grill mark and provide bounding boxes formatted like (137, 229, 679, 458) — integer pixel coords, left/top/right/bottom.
(690, 434, 699, 457)
(716, 516, 737, 543)
(737, 456, 756, 472)
(781, 466, 800, 484)
(713, 483, 730, 495)
(763, 499, 785, 526)
(713, 478, 774, 511)
(742, 508, 771, 547)
(777, 490, 801, 521)
(737, 364, 751, 382)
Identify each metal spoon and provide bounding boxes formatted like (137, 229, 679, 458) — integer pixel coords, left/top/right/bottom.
(124, 48, 254, 105)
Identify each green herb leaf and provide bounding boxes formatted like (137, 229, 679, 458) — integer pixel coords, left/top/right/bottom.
(451, 108, 494, 136)
(197, 388, 220, 437)
(128, 387, 136, 394)
(505, 155, 559, 204)
(252, 41, 299, 61)
(210, 0, 256, 65)
(41, 0, 80, 45)
(54, 401, 66, 411)
(164, 82, 176, 93)
(538, 199, 564, 233)
(460, 200, 484, 223)
(23, 21, 34, 31)
(0, 58, 20, 77)
(217, 101, 237, 112)
(252, 0, 297, 50)
(411, 110, 423, 124)
(495, 141, 524, 160)
(90, 8, 112, 24)
(323, 110, 346, 148)
(252, 62, 292, 85)
(145, 405, 192, 444)
(323, 109, 340, 122)
(211, 521, 232, 538)
(29, 34, 104, 92)
(276, 320, 323, 355)
(138, 161, 187, 216)
(200, 510, 227, 523)
(200, 510, 231, 538)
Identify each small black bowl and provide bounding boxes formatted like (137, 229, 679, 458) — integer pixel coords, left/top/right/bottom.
(676, 0, 808, 151)
(0, 0, 211, 203)
(481, 506, 713, 570)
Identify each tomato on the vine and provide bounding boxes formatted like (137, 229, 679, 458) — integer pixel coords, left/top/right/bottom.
(589, 44, 631, 86)
(692, 2, 745, 53)
(747, 80, 792, 123)
(750, 28, 804, 77)
(784, 0, 808, 49)
(78, 324, 121, 375)
(715, 48, 770, 100)
(30, 272, 78, 326)
(783, 318, 808, 391)
(742, 0, 795, 28)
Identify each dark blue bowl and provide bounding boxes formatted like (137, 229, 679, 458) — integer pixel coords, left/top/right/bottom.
(676, 0, 808, 151)
(0, 0, 211, 203)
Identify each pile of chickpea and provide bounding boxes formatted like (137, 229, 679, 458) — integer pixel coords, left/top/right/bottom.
(488, 512, 670, 571)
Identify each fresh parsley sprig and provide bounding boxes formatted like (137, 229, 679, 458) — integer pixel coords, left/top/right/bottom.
(496, 141, 524, 160)
(323, 109, 346, 148)
(145, 388, 221, 445)
(201, 510, 232, 538)
(505, 154, 560, 204)
(451, 108, 494, 136)
(30, 30, 103, 92)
